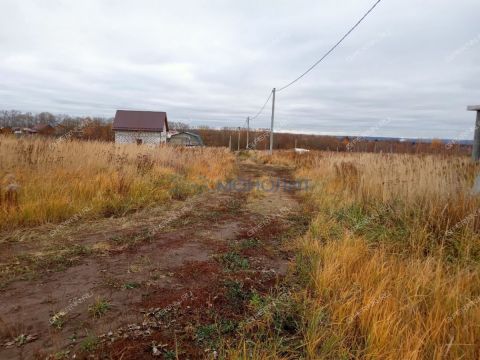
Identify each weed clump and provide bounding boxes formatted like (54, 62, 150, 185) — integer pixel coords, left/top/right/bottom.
(218, 252, 249, 271)
(88, 298, 111, 318)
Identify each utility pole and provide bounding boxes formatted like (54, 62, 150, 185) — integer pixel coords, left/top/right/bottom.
(246, 117, 250, 150)
(229, 135, 232, 151)
(237, 127, 241, 152)
(294, 138, 297, 149)
(468, 105, 480, 161)
(269, 88, 276, 154)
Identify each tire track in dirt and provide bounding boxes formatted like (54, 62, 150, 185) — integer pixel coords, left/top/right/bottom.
(0, 161, 307, 359)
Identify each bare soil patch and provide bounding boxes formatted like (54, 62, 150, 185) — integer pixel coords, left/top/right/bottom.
(0, 160, 307, 359)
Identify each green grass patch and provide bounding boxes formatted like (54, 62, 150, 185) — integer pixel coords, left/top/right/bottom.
(196, 319, 238, 348)
(88, 298, 111, 318)
(123, 281, 141, 290)
(239, 237, 261, 249)
(218, 252, 249, 271)
(224, 280, 251, 305)
(80, 335, 98, 352)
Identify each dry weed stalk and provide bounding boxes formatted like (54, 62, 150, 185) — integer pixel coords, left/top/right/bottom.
(232, 150, 480, 359)
(0, 137, 234, 230)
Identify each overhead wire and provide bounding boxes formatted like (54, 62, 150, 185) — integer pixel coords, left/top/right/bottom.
(276, 0, 383, 92)
(249, 90, 273, 121)
(243, 0, 383, 136)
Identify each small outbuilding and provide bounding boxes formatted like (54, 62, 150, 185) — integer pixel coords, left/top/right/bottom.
(168, 131, 204, 147)
(32, 123, 55, 136)
(112, 110, 169, 145)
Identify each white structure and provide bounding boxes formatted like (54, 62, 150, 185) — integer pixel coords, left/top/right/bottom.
(114, 130, 167, 145)
(294, 148, 310, 153)
(112, 110, 169, 145)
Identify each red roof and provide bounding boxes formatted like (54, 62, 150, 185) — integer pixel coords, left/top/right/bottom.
(32, 123, 54, 131)
(112, 110, 169, 132)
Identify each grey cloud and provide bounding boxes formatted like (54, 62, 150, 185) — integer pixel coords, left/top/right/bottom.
(0, 0, 479, 139)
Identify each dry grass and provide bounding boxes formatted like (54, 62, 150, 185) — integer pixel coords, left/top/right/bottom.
(230, 151, 480, 359)
(0, 136, 234, 231)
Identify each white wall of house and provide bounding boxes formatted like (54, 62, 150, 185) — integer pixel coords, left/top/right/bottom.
(114, 130, 167, 145)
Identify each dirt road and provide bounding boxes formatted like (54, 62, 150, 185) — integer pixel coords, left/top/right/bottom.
(0, 160, 307, 359)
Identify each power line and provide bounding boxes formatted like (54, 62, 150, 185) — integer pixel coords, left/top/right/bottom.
(249, 91, 273, 120)
(276, 0, 383, 92)
(243, 0, 383, 148)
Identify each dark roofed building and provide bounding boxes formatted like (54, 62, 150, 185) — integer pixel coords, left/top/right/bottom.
(32, 123, 55, 136)
(112, 110, 169, 145)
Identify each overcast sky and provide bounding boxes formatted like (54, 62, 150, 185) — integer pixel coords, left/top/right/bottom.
(1, 0, 479, 138)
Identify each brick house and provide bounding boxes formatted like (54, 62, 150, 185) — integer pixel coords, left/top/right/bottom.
(112, 110, 169, 145)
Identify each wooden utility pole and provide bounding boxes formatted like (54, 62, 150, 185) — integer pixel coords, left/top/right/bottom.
(269, 88, 276, 155)
(294, 138, 297, 149)
(237, 127, 241, 152)
(246, 117, 250, 150)
(229, 135, 232, 151)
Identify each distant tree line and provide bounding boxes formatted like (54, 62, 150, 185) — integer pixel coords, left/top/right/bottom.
(0, 110, 114, 141)
(195, 128, 471, 155)
(0, 110, 109, 128)
(0, 110, 471, 155)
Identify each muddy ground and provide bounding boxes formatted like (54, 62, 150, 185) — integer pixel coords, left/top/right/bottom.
(0, 160, 309, 359)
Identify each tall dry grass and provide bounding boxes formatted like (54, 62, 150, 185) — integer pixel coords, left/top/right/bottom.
(0, 136, 234, 231)
(233, 151, 480, 359)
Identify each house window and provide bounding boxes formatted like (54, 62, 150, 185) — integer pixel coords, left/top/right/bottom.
(136, 138, 143, 145)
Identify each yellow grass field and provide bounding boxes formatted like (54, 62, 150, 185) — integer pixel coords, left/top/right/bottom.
(2, 138, 480, 359)
(229, 151, 480, 359)
(0, 137, 234, 231)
